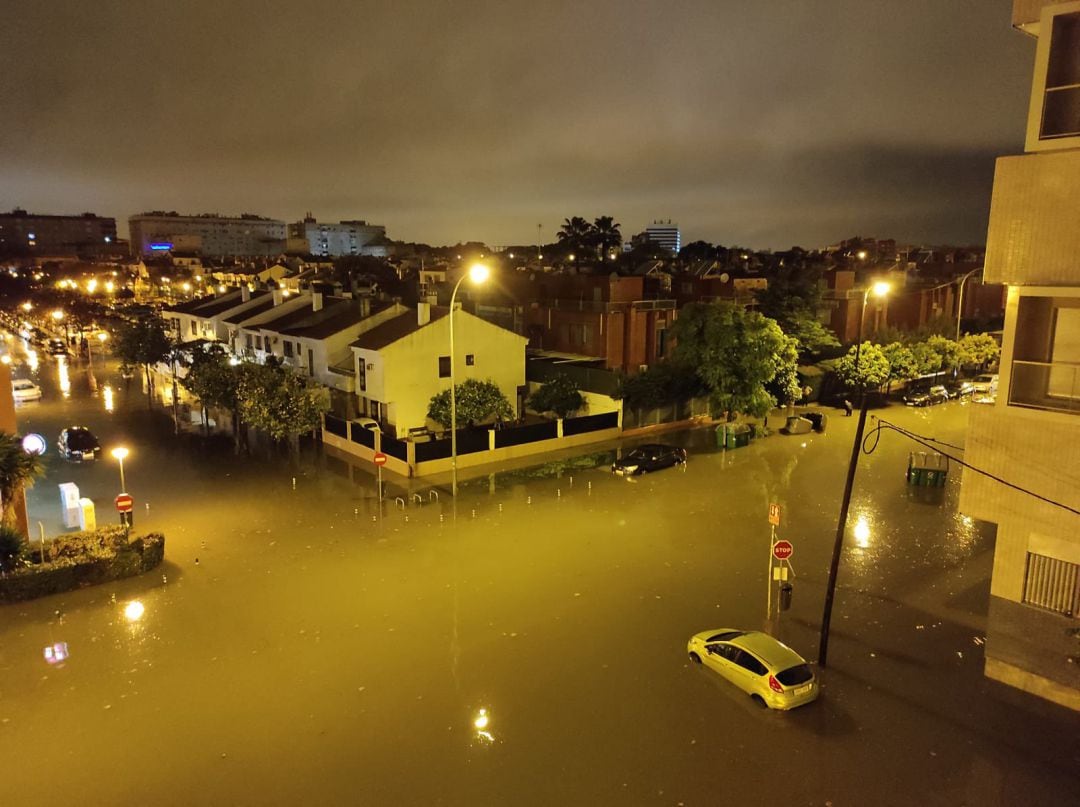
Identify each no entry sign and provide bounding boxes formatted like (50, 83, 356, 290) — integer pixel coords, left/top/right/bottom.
(373, 452, 387, 467)
(115, 493, 134, 513)
(772, 540, 794, 561)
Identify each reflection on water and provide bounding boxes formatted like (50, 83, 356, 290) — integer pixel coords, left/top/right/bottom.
(103, 384, 114, 412)
(124, 600, 145, 622)
(854, 514, 872, 548)
(26, 348, 38, 372)
(473, 707, 495, 744)
(57, 356, 71, 397)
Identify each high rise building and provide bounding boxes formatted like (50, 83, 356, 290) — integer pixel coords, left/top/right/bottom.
(129, 212, 286, 257)
(287, 215, 386, 257)
(959, 0, 1080, 711)
(644, 221, 681, 254)
(0, 209, 116, 254)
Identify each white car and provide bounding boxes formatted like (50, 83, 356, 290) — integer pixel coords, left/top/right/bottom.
(11, 378, 42, 402)
(972, 373, 999, 396)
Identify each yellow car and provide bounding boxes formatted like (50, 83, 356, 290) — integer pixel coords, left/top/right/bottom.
(687, 629, 819, 710)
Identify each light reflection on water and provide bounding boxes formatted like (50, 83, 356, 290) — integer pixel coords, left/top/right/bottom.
(103, 384, 114, 412)
(57, 356, 71, 397)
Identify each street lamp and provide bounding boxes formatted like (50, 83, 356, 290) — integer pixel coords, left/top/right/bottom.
(819, 281, 890, 668)
(449, 262, 490, 496)
(954, 267, 983, 343)
(111, 447, 129, 492)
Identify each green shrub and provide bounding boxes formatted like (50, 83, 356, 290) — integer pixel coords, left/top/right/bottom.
(0, 525, 26, 572)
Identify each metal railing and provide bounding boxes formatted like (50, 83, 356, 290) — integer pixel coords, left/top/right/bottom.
(1009, 360, 1080, 414)
(1023, 552, 1079, 617)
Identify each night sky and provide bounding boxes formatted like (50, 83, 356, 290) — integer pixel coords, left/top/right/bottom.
(0, 1, 1034, 249)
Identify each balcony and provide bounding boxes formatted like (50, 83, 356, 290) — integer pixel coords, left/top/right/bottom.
(984, 150, 1080, 286)
(1009, 359, 1080, 413)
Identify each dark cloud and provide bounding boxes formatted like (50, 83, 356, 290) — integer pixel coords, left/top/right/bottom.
(0, 0, 1032, 248)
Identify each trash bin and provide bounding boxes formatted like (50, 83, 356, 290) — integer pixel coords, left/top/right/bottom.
(733, 425, 751, 447)
(783, 416, 813, 435)
(804, 412, 827, 433)
(779, 582, 793, 611)
(715, 424, 727, 448)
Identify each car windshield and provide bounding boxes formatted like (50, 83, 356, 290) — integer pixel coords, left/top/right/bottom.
(67, 430, 98, 450)
(706, 630, 744, 643)
(13, 380, 33, 389)
(776, 664, 814, 686)
(624, 450, 647, 462)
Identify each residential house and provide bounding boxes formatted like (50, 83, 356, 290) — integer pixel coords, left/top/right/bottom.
(350, 302, 528, 437)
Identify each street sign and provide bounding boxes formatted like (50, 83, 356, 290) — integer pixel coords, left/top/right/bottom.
(373, 452, 388, 467)
(772, 540, 794, 561)
(768, 503, 781, 526)
(115, 493, 134, 513)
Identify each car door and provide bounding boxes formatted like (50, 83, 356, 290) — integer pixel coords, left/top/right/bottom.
(729, 649, 768, 694)
(703, 643, 740, 682)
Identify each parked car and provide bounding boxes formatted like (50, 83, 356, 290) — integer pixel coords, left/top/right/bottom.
(972, 373, 999, 396)
(687, 629, 819, 710)
(58, 427, 102, 461)
(944, 379, 975, 398)
(11, 378, 42, 402)
(904, 384, 949, 407)
(354, 417, 381, 433)
(46, 338, 68, 356)
(611, 444, 687, 475)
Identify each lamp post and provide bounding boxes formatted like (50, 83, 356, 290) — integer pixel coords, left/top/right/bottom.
(819, 280, 890, 668)
(449, 263, 490, 497)
(111, 446, 129, 493)
(954, 267, 983, 344)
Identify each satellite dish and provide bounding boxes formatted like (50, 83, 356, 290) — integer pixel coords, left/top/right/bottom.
(719, 273, 730, 283)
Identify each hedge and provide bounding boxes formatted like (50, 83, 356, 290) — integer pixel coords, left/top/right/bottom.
(0, 527, 165, 604)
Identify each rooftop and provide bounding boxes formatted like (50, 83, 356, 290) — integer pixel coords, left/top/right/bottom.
(351, 307, 449, 351)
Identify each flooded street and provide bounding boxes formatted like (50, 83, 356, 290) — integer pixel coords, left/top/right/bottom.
(2, 341, 1079, 805)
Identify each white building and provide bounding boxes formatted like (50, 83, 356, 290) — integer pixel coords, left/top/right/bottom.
(959, 0, 1080, 711)
(645, 221, 681, 254)
(287, 216, 386, 257)
(350, 303, 528, 437)
(129, 213, 286, 257)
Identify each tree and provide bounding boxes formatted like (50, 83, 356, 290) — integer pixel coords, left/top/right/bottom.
(835, 342, 891, 390)
(528, 374, 585, 418)
(556, 217, 593, 255)
(0, 431, 44, 531)
(612, 363, 707, 411)
(754, 261, 839, 357)
(114, 315, 172, 406)
(670, 301, 799, 419)
(881, 342, 919, 392)
(958, 333, 1000, 370)
(237, 364, 327, 458)
(590, 216, 622, 258)
(909, 341, 943, 376)
(427, 379, 513, 428)
(182, 343, 241, 438)
(925, 335, 961, 373)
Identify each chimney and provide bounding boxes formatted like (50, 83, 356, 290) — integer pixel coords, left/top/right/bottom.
(312, 292, 324, 312)
(417, 301, 431, 326)
(241, 286, 251, 302)
(272, 290, 283, 306)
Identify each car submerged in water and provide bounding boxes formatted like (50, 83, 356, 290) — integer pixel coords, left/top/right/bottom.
(903, 384, 949, 407)
(611, 444, 687, 476)
(687, 629, 819, 710)
(58, 427, 102, 461)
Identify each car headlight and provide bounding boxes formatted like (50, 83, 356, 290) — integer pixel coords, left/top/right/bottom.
(624, 465, 639, 472)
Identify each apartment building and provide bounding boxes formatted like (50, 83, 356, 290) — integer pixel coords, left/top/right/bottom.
(0, 209, 116, 254)
(959, 0, 1080, 710)
(129, 213, 286, 257)
(287, 215, 386, 257)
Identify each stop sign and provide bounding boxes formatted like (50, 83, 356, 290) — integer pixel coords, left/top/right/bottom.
(772, 540, 794, 561)
(373, 452, 387, 467)
(115, 493, 134, 513)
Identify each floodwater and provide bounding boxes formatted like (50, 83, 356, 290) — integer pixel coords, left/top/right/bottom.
(2, 336, 1079, 806)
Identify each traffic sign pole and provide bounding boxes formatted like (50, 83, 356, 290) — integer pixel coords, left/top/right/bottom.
(372, 453, 387, 508)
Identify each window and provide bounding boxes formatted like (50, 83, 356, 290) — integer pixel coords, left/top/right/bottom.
(245, 333, 252, 350)
(255, 335, 262, 351)
(733, 649, 768, 676)
(466, 354, 475, 366)
(438, 356, 451, 378)
(283, 341, 293, 358)
(190, 321, 197, 335)
(1040, 11, 1080, 140)
(358, 358, 366, 392)
(1023, 552, 1079, 616)
(656, 326, 667, 358)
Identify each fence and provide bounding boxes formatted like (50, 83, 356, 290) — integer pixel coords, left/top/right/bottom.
(324, 413, 348, 438)
(381, 434, 408, 461)
(563, 411, 619, 436)
(494, 421, 558, 448)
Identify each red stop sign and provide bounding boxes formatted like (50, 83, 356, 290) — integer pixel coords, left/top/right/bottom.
(115, 493, 134, 513)
(373, 452, 387, 467)
(772, 540, 794, 561)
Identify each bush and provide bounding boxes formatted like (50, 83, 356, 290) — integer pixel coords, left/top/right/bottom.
(0, 525, 25, 572)
(0, 528, 165, 604)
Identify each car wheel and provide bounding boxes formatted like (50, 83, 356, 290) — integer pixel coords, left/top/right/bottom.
(751, 694, 767, 708)
(689, 652, 701, 664)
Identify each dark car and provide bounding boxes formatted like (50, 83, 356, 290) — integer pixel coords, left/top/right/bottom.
(47, 338, 68, 356)
(58, 427, 102, 461)
(611, 444, 687, 475)
(944, 379, 975, 398)
(903, 384, 949, 407)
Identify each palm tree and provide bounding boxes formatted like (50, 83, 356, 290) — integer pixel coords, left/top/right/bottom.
(557, 217, 593, 255)
(591, 216, 622, 258)
(0, 432, 44, 529)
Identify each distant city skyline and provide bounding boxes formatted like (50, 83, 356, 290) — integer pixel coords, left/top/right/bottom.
(1, 1, 1033, 250)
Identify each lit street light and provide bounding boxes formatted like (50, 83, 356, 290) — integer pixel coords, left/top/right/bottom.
(449, 262, 490, 496)
(111, 446, 129, 493)
(819, 280, 890, 668)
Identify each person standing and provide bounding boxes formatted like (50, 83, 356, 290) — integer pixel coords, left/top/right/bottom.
(843, 398, 853, 416)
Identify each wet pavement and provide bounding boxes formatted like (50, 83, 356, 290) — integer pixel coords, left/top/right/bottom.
(2, 335, 1079, 806)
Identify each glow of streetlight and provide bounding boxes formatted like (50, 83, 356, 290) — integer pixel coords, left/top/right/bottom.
(51, 309, 64, 321)
(86, 279, 98, 293)
(97, 332, 108, 343)
(468, 263, 490, 284)
(111, 447, 129, 461)
(857, 250, 868, 260)
(105, 280, 115, 293)
(21, 302, 31, 312)
(871, 281, 891, 298)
